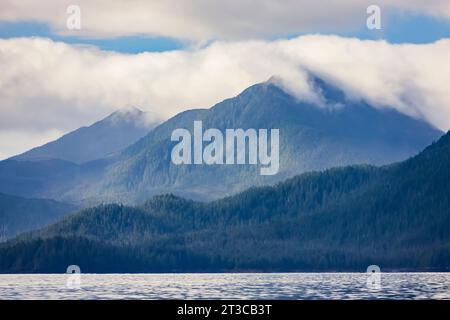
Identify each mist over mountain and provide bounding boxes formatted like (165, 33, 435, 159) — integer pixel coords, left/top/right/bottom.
(0, 75, 443, 204)
(12, 107, 157, 164)
(1, 131, 449, 273)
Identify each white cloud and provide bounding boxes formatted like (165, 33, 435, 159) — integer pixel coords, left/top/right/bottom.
(1, 0, 450, 41)
(0, 129, 63, 160)
(1, 35, 450, 159)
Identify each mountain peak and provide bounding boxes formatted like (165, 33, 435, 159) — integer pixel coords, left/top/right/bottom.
(247, 73, 349, 110)
(114, 106, 144, 116)
(105, 107, 144, 123)
(3, 79, 444, 204)
(231, 77, 293, 103)
(418, 130, 450, 156)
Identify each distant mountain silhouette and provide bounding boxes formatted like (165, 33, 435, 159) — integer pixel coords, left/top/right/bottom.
(0, 193, 77, 240)
(0, 75, 443, 204)
(12, 107, 158, 164)
(90, 76, 442, 203)
(1, 131, 449, 273)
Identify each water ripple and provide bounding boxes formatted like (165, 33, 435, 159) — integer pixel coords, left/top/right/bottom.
(0, 273, 449, 300)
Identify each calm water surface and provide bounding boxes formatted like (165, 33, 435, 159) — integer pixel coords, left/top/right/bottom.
(0, 273, 449, 300)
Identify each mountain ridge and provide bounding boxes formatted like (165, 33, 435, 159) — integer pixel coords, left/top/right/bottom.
(89, 78, 442, 203)
(12, 107, 158, 164)
(0, 192, 78, 240)
(0, 76, 443, 205)
(1, 130, 448, 273)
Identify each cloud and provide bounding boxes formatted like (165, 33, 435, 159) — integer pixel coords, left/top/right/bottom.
(1, 35, 450, 159)
(1, 0, 450, 41)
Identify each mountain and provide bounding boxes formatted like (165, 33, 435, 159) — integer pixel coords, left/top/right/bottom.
(0, 76, 443, 204)
(0, 157, 114, 205)
(87, 77, 442, 203)
(0, 193, 77, 241)
(12, 107, 157, 164)
(1, 131, 449, 273)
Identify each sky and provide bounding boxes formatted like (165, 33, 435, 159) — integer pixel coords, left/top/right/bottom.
(1, 0, 450, 159)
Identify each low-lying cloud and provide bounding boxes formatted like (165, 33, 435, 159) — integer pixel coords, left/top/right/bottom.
(1, 35, 450, 159)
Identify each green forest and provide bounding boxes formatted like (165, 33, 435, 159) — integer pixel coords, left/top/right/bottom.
(1, 132, 449, 273)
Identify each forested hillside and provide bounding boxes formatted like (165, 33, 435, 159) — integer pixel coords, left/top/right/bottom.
(0, 132, 449, 273)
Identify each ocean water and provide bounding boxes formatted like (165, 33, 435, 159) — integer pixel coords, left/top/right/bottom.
(0, 273, 449, 300)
